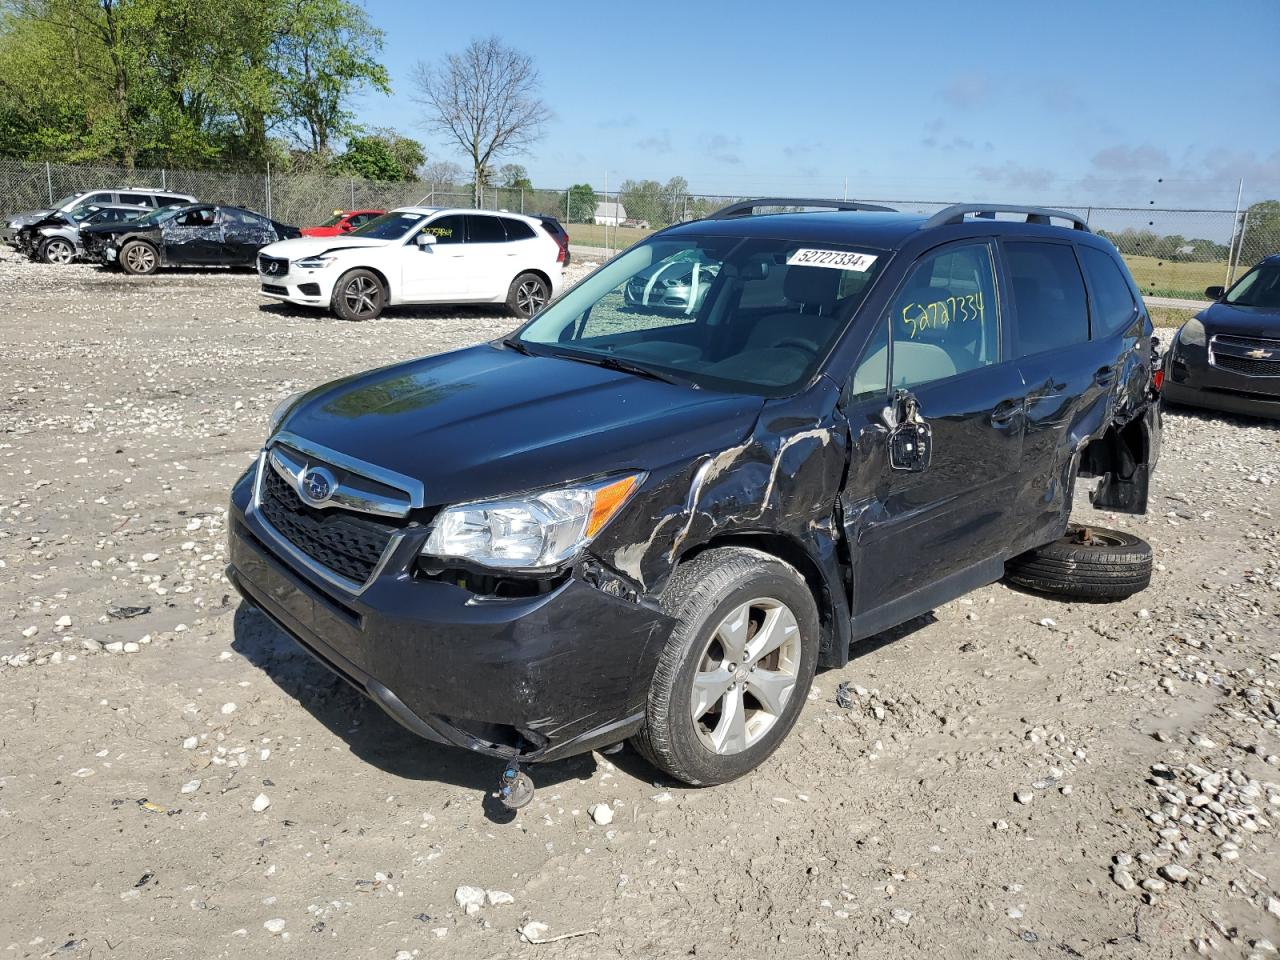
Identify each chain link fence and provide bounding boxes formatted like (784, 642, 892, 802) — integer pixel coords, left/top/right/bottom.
(2, 158, 1274, 300)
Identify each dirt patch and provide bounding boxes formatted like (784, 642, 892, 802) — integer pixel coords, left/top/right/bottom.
(1, 253, 1278, 958)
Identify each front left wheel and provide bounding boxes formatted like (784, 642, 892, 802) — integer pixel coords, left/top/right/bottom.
(631, 547, 820, 786)
(331, 269, 386, 321)
(39, 237, 76, 264)
(119, 240, 158, 275)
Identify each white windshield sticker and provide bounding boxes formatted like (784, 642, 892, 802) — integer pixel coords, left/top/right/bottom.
(786, 248, 877, 271)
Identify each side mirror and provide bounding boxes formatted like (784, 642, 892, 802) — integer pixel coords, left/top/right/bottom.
(415, 232, 436, 249)
(1204, 285, 1224, 300)
(340, 222, 353, 232)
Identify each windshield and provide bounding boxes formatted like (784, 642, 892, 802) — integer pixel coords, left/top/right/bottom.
(133, 204, 183, 226)
(51, 192, 85, 210)
(1225, 263, 1280, 309)
(319, 212, 345, 227)
(67, 203, 108, 222)
(515, 234, 886, 397)
(352, 210, 426, 240)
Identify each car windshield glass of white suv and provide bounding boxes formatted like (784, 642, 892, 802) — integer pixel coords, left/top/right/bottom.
(1225, 263, 1280, 309)
(351, 211, 426, 240)
(51, 193, 85, 210)
(515, 235, 885, 397)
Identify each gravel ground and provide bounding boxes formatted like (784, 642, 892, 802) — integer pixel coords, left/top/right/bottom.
(2, 253, 1279, 960)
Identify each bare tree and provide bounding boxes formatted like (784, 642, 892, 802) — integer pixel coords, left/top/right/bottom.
(411, 36, 551, 204)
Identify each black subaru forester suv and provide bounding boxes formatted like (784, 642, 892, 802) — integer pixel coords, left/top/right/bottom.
(228, 199, 1162, 798)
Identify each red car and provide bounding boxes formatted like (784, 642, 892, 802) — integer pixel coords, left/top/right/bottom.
(301, 209, 385, 238)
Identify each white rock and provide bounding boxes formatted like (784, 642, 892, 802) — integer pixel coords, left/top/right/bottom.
(263, 918, 286, 935)
(55, 615, 72, 628)
(519, 921, 549, 942)
(454, 885, 485, 914)
(1015, 790, 1033, 805)
(123, 642, 140, 653)
(1159, 863, 1191, 884)
(22, 625, 38, 638)
(890, 907, 912, 924)
(252, 793, 270, 812)
(182, 736, 198, 750)
(589, 802, 614, 825)
(181, 779, 201, 794)
(485, 889, 514, 906)
(142, 553, 159, 562)
(221, 702, 237, 715)
(104, 641, 124, 654)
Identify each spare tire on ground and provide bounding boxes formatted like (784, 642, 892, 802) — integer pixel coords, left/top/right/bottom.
(1005, 524, 1152, 600)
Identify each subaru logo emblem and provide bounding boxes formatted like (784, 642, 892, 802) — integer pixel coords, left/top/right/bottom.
(299, 466, 336, 506)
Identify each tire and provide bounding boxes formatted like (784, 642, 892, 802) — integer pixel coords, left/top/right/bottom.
(39, 237, 76, 265)
(1005, 524, 1152, 600)
(506, 272, 549, 318)
(630, 547, 820, 786)
(119, 240, 159, 275)
(331, 268, 385, 321)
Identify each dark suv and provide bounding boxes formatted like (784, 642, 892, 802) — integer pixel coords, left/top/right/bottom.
(227, 199, 1162, 796)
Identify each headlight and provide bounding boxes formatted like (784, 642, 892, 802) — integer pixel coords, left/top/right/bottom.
(267, 390, 305, 435)
(295, 255, 336, 269)
(422, 473, 643, 571)
(1179, 318, 1206, 348)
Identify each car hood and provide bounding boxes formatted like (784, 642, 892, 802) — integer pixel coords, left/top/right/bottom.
(8, 208, 54, 225)
(1200, 301, 1280, 338)
(260, 235, 392, 258)
(277, 344, 764, 507)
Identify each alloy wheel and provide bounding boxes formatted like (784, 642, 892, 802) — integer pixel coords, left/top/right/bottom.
(45, 239, 74, 264)
(690, 597, 802, 755)
(343, 276, 379, 317)
(125, 244, 155, 273)
(516, 277, 547, 316)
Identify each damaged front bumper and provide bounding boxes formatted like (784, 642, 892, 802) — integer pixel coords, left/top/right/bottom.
(226, 467, 672, 763)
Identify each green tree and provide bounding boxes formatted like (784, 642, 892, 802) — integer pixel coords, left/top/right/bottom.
(1236, 200, 1280, 267)
(274, 0, 389, 155)
(331, 129, 424, 181)
(498, 162, 531, 189)
(563, 183, 596, 223)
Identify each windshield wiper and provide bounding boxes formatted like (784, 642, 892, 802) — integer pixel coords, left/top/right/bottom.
(500, 336, 535, 356)
(549, 350, 687, 386)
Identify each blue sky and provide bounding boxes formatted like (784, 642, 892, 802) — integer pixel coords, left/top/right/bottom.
(357, 0, 1280, 208)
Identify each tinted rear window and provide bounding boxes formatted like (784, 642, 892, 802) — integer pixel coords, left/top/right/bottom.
(502, 218, 536, 241)
(1078, 246, 1137, 336)
(1005, 242, 1089, 356)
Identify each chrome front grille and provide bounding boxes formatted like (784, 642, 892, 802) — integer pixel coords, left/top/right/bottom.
(249, 433, 424, 594)
(1210, 334, 1280, 378)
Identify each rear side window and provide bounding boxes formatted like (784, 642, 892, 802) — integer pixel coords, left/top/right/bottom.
(1078, 246, 1138, 336)
(885, 242, 1000, 388)
(466, 215, 507, 243)
(119, 193, 150, 205)
(157, 195, 188, 207)
(1004, 242, 1089, 356)
(502, 218, 536, 241)
(82, 192, 113, 205)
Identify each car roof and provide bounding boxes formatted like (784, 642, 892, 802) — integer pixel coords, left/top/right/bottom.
(390, 206, 538, 222)
(661, 207, 1099, 251)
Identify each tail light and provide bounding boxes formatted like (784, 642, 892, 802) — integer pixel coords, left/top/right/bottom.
(1152, 368, 1164, 391)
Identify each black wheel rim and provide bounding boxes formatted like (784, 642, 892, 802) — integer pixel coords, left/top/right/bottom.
(516, 278, 547, 316)
(343, 276, 379, 317)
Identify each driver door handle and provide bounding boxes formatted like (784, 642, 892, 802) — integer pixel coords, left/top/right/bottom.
(1094, 365, 1117, 387)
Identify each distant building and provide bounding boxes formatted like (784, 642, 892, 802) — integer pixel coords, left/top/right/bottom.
(593, 201, 626, 226)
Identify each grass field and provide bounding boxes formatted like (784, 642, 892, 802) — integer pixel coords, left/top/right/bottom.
(1121, 254, 1231, 300)
(565, 222, 653, 251)
(1147, 305, 1198, 329)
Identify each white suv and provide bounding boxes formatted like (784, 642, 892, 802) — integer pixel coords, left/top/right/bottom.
(256, 207, 565, 321)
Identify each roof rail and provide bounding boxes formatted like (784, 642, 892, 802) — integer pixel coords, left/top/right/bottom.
(921, 203, 1091, 232)
(707, 197, 897, 220)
